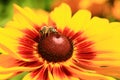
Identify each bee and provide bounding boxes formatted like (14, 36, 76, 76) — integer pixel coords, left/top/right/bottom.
(40, 26, 57, 36)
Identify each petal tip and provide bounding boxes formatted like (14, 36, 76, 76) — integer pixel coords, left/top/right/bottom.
(13, 4, 23, 14)
(54, 2, 71, 12)
(78, 9, 91, 17)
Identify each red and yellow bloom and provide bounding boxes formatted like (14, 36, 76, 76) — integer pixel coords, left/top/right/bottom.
(0, 3, 120, 80)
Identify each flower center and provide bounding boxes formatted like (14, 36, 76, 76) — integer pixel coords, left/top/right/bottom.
(38, 27, 73, 62)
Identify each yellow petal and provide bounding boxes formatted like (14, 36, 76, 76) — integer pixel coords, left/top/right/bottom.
(35, 9, 49, 25)
(88, 22, 120, 78)
(0, 29, 29, 61)
(0, 55, 41, 74)
(6, 4, 48, 31)
(0, 65, 40, 74)
(0, 48, 7, 54)
(5, 13, 37, 32)
(22, 73, 32, 80)
(83, 17, 110, 42)
(23, 72, 38, 80)
(93, 22, 120, 57)
(13, 4, 45, 26)
(0, 72, 15, 80)
(0, 29, 19, 56)
(0, 27, 24, 39)
(50, 3, 71, 30)
(69, 10, 91, 32)
(0, 27, 38, 61)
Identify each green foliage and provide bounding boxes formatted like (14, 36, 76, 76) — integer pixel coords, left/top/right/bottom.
(8, 72, 28, 80)
(0, 0, 53, 27)
(0, 0, 13, 27)
(14, 0, 53, 11)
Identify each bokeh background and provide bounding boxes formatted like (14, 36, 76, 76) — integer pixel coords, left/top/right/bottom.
(1, 0, 120, 27)
(0, 0, 120, 80)
(0, 0, 54, 27)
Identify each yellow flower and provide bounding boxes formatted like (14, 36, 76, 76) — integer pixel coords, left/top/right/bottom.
(0, 3, 120, 80)
(52, 0, 108, 15)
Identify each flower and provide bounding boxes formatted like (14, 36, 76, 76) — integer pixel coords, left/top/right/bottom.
(52, 0, 120, 21)
(112, 0, 120, 20)
(52, 0, 108, 16)
(0, 3, 120, 80)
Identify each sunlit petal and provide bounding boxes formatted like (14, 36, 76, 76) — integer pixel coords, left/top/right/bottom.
(50, 3, 71, 30)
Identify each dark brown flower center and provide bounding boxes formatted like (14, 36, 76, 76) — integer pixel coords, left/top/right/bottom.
(38, 31, 73, 62)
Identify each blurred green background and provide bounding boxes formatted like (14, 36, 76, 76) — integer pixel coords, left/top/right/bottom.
(0, 0, 53, 27)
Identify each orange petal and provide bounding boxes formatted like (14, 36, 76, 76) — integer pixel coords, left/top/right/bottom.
(93, 64, 120, 78)
(65, 65, 116, 80)
(0, 55, 42, 74)
(0, 54, 18, 68)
